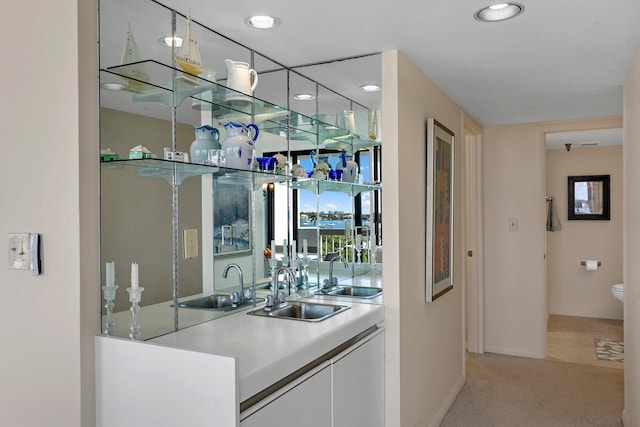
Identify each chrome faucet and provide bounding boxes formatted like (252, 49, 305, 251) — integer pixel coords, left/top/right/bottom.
(223, 263, 245, 305)
(323, 255, 349, 291)
(266, 266, 296, 310)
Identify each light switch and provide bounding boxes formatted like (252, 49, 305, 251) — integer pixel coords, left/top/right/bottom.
(8, 233, 30, 269)
(183, 229, 198, 259)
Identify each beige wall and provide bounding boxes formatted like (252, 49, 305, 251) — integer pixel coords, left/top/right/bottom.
(382, 50, 465, 427)
(623, 48, 640, 426)
(546, 145, 623, 320)
(0, 0, 99, 425)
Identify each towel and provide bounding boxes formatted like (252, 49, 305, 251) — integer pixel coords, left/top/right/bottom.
(546, 197, 561, 231)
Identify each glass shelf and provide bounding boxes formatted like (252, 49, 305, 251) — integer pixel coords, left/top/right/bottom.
(101, 158, 380, 195)
(102, 60, 380, 154)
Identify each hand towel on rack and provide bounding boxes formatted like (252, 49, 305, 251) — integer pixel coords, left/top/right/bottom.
(546, 197, 561, 231)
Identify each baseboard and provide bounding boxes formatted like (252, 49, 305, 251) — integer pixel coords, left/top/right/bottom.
(622, 409, 630, 426)
(484, 344, 544, 359)
(429, 371, 466, 427)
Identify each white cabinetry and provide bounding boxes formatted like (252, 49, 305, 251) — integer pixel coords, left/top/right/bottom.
(332, 328, 385, 427)
(239, 328, 384, 427)
(240, 362, 332, 427)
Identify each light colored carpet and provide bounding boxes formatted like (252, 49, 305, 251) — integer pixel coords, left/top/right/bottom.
(440, 352, 623, 427)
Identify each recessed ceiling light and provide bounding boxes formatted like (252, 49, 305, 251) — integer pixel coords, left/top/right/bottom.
(101, 83, 125, 91)
(293, 93, 315, 101)
(159, 36, 183, 48)
(246, 15, 280, 29)
(474, 3, 524, 22)
(360, 84, 381, 92)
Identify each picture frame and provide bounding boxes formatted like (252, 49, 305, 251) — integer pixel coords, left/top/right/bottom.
(213, 181, 252, 255)
(567, 175, 610, 221)
(425, 118, 454, 302)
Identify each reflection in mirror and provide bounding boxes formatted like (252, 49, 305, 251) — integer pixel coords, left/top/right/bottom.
(99, 0, 383, 341)
(567, 175, 610, 220)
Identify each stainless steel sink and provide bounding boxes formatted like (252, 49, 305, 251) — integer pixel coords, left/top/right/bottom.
(248, 302, 350, 322)
(178, 294, 261, 312)
(317, 286, 383, 299)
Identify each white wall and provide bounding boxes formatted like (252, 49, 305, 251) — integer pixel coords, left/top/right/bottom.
(382, 50, 465, 427)
(623, 48, 640, 427)
(546, 145, 623, 320)
(0, 0, 99, 425)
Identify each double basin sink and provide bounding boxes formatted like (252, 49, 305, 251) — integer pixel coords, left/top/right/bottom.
(178, 285, 381, 322)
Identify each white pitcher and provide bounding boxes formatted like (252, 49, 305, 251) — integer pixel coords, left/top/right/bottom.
(224, 59, 258, 103)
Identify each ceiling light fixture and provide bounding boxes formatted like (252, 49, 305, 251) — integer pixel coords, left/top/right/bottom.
(474, 3, 524, 22)
(159, 36, 183, 48)
(293, 93, 315, 101)
(360, 84, 381, 92)
(246, 15, 280, 29)
(101, 83, 125, 91)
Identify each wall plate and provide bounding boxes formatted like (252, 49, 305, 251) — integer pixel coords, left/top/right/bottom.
(8, 233, 30, 269)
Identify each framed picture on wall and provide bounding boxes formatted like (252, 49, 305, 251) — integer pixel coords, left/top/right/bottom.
(567, 175, 610, 221)
(425, 118, 454, 302)
(213, 180, 252, 255)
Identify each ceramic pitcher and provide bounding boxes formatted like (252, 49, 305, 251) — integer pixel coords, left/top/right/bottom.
(224, 59, 258, 103)
(221, 122, 259, 170)
(190, 125, 220, 164)
(337, 149, 359, 183)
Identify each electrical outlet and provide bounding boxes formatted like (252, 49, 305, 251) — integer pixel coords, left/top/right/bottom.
(508, 218, 518, 231)
(183, 229, 198, 259)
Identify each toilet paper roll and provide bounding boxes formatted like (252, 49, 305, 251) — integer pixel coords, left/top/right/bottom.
(586, 260, 599, 271)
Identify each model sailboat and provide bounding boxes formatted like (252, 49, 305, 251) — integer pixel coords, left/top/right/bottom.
(176, 14, 203, 79)
(120, 24, 150, 91)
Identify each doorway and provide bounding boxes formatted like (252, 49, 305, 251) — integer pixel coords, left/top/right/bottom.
(544, 128, 624, 369)
(464, 130, 484, 354)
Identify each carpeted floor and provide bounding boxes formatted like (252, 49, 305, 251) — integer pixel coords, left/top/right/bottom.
(440, 352, 624, 427)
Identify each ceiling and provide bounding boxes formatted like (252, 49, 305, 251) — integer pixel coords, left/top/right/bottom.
(154, 0, 640, 127)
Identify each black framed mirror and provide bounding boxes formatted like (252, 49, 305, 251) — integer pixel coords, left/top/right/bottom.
(567, 175, 610, 220)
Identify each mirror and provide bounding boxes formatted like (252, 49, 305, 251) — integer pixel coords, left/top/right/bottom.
(98, 0, 383, 341)
(567, 175, 610, 220)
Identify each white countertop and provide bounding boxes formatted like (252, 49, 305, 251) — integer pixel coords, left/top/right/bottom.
(149, 297, 384, 402)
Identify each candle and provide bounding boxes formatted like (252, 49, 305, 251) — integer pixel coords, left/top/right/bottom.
(303, 239, 308, 256)
(282, 239, 288, 263)
(291, 240, 297, 269)
(356, 234, 361, 248)
(106, 261, 115, 287)
(131, 262, 139, 289)
(271, 240, 276, 260)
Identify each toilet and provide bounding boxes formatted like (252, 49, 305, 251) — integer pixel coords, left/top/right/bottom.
(612, 283, 624, 302)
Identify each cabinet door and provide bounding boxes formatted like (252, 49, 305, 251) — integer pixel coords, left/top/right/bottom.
(332, 329, 385, 427)
(240, 362, 332, 427)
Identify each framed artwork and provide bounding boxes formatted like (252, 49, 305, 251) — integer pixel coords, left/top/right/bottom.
(567, 175, 610, 221)
(213, 181, 252, 255)
(425, 118, 454, 302)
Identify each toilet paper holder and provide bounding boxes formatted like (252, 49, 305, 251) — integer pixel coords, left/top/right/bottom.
(580, 260, 602, 267)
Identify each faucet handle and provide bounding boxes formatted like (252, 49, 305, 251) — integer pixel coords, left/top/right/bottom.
(277, 291, 287, 305)
(230, 292, 241, 306)
(265, 294, 275, 309)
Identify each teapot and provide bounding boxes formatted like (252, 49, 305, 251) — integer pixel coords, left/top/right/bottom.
(190, 125, 220, 164)
(336, 149, 359, 183)
(221, 122, 259, 170)
(224, 59, 258, 103)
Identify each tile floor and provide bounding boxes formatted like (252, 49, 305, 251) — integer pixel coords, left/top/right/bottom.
(546, 314, 624, 369)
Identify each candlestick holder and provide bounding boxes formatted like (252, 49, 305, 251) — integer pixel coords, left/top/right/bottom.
(298, 255, 314, 297)
(126, 287, 144, 340)
(101, 285, 118, 335)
